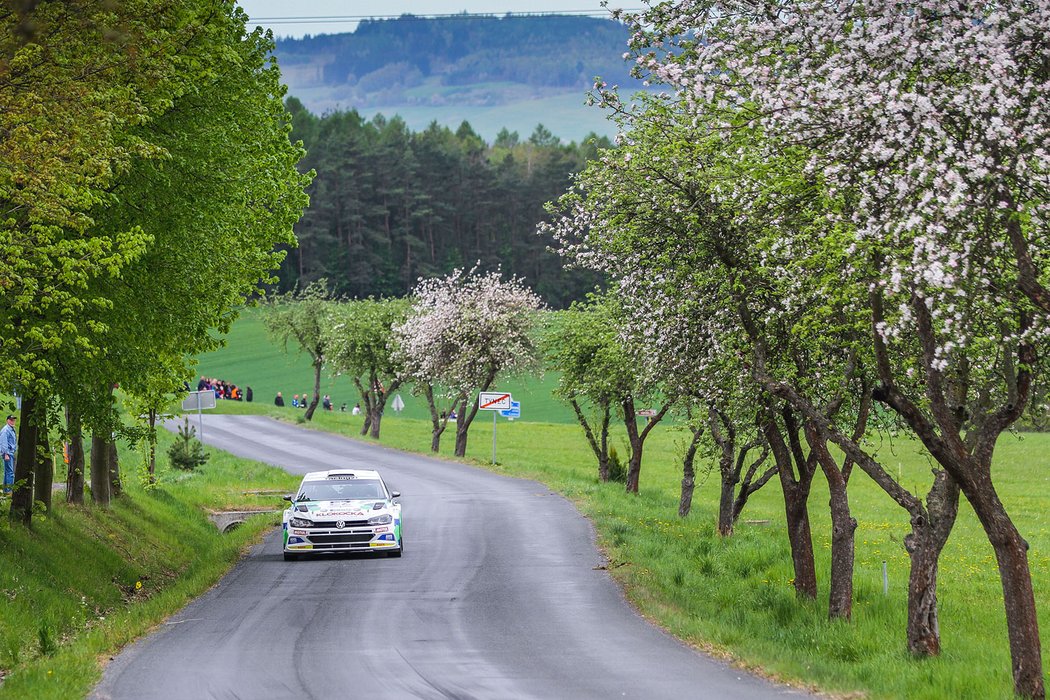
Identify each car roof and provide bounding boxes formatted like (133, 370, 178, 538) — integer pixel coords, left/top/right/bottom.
(301, 468, 382, 481)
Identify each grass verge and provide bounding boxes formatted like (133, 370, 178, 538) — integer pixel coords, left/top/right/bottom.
(0, 428, 298, 699)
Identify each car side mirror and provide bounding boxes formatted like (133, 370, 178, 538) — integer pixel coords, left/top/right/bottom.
(283, 494, 293, 502)
(391, 491, 401, 498)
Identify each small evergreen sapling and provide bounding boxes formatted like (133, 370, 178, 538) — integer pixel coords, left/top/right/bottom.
(167, 419, 209, 471)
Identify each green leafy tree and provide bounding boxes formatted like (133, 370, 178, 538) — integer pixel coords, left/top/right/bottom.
(1, 1, 309, 522)
(542, 295, 665, 487)
(325, 298, 410, 439)
(264, 280, 337, 421)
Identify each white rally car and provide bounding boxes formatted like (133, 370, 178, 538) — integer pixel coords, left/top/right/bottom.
(282, 469, 403, 561)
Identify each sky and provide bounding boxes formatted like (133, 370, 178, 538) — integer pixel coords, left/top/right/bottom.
(235, 0, 630, 38)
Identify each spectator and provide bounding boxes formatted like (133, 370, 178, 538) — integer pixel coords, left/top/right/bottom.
(352, 403, 361, 416)
(1, 414, 15, 494)
(245, 386, 253, 403)
(322, 394, 332, 411)
(292, 394, 299, 408)
(340, 403, 347, 412)
(275, 391, 285, 407)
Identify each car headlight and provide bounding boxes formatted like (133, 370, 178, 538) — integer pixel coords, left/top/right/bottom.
(368, 513, 392, 525)
(290, 517, 312, 528)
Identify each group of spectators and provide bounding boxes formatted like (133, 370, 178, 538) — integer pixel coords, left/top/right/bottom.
(197, 376, 251, 402)
(275, 392, 353, 413)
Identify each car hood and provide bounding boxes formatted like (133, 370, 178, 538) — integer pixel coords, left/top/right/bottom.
(291, 499, 395, 518)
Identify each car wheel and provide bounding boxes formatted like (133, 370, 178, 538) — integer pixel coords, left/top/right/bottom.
(283, 551, 300, 561)
(388, 538, 403, 558)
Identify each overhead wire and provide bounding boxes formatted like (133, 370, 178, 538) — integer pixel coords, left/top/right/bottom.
(249, 9, 641, 25)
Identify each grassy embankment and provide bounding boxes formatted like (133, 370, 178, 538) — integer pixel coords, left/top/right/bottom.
(198, 309, 1050, 699)
(0, 428, 299, 700)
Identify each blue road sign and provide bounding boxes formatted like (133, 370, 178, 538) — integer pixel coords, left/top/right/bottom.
(500, 401, 521, 419)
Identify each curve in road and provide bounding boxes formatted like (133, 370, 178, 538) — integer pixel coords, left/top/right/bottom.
(92, 414, 807, 700)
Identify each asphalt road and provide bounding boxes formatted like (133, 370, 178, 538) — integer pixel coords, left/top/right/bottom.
(92, 414, 805, 700)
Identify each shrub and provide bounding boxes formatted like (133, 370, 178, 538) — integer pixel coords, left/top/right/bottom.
(608, 446, 627, 483)
(167, 419, 209, 471)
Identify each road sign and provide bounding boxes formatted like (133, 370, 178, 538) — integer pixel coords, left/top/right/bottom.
(181, 390, 216, 442)
(391, 394, 405, 412)
(635, 409, 657, 417)
(500, 401, 521, 419)
(182, 390, 217, 411)
(478, 392, 512, 411)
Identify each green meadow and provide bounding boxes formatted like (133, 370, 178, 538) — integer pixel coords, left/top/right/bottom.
(201, 311, 1050, 699)
(193, 306, 578, 424)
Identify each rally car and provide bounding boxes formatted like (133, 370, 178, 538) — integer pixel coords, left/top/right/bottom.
(282, 468, 403, 561)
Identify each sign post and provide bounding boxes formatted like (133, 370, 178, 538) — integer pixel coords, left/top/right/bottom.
(181, 390, 217, 441)
(478, 392, 512, 463)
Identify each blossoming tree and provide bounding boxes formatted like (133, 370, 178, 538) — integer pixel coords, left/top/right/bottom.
(392, 268, 542, 457)
(610, 1, 1048, 694)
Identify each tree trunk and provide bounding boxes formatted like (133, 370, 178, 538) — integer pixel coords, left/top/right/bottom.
(784, 489, 818, 599)
(423, 385, 446, 453)
(147, 408, 157, 483)
(571, 399, 612, 482)
(823, 455, 855, 620)
(367, 378, 398, 440)
(763, 409, 817, 599)
(622, 399, 672, 494)
(90, 433, 112, 507)
(368, 410, 383, 439)
(717, 470, 737, 536)
(66, 408, 85, 505)
(108, 436, 121, 498)
(807, 423, 855, 620)
(454, 372, 496, 458)
(905, 471, 959, 656)
(453, 395, 472, 458)
(714, 419, 736, 536)
(10, 392, 38, 525)
(678, 425, 702, 518)
(624, 399, 642, 493)
(304, 358, 322, 421)
(963, 474, 1044, 698)
(34, 412, 53, 514)
(454, 423, 469, 457)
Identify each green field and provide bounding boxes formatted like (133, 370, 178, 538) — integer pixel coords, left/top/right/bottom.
(197, 310, 1050, 699)
(193, 306, 579, 424)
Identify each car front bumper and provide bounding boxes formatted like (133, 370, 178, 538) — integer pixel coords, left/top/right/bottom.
(283, 522, 400, 554)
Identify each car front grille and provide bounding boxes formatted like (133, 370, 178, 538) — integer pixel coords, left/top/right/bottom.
(308, 533, 374, 544)
(310, 519, 370, 528)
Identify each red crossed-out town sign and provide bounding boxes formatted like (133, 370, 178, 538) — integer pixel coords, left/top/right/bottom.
(478, 392, 512, 411)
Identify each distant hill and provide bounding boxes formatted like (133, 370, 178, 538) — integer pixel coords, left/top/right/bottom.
(273, 14, 642, 141)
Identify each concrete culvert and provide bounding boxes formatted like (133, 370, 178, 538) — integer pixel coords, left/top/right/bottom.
(223, 520, 245, 534)
(208, 509, 278, 533)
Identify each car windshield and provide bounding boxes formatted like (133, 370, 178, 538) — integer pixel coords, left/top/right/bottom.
(296, 479, 385, 502)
